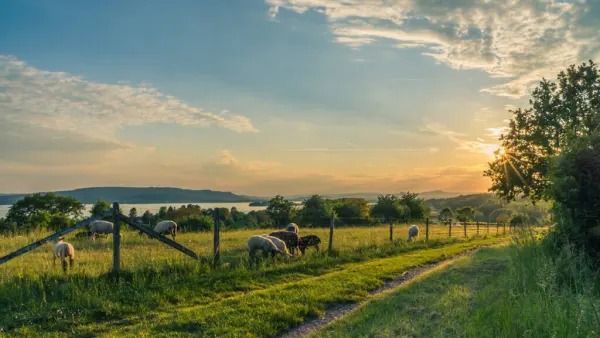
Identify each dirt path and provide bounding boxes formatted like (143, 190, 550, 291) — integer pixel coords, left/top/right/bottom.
(278, 250, 476, 338)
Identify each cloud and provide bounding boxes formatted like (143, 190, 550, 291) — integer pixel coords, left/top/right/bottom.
(422, 122, 499, 158)
(267, 0, 600, 98)
(0, 55, 258, 139)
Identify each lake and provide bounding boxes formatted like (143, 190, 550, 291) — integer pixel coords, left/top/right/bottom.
(0, 202, 266, 219)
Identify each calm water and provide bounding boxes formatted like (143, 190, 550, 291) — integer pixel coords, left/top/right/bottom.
(0, 202, 266, 219)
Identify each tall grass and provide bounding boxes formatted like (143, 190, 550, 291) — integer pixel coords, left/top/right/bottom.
(0, 224, 505, 335)
(467, 232, 600, 337)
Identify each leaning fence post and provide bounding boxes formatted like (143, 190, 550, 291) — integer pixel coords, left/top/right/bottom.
(448, 218, 452, 237)
(463, 221, 467, 238)
(112, 202, 121, 275)
(425, 218, 429, 241)
(389, 221, 393, 242)
(328, 213, 335, 253)
(213, 208, 220, 266)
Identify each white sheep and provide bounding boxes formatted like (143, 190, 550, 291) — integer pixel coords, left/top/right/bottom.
(89, 220, 114, 241)
(53, 237, 75, 273)
(261, 235, 292, 256)
(154, 220, 178, 239)
(247, 235, 289, 264)
(286, 223, 299, 234)
(407, 224, 419, 241)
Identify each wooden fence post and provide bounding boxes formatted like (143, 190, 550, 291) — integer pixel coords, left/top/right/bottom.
(213, 208, 220, 266)
(112, 202, 121, 275)
(503, 222, 506, 235)
(463, 222, 467, 238)
(328, 213, 335, 253)
(448, 219, 452, 237)
(476, 221, 480, 235)
(496, 223, 499, 235)
(425, 218, 429, 242)
(389, 221, 393, 242)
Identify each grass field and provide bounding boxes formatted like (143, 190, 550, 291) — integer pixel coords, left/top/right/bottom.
(0, 224, 512, 337)
(317, 235, 600, 338)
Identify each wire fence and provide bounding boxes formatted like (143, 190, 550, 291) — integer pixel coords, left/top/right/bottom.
(0, 204, 525, 275)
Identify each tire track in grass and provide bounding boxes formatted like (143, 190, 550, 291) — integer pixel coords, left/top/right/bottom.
(278, 250, 477, 338)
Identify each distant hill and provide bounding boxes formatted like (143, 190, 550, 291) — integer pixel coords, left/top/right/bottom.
(0, 187, 259, 205)
(286, 190, 466, 202)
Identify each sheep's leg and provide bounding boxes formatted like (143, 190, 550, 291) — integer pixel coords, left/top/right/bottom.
(315, 244, 320, 252)
(61, 259, 67, 273)
(300, 247, 305, 255)
(69, 257, 74, 269)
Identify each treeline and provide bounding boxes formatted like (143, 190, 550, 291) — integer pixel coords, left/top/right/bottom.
(426, 193, 551, 225)
(0, 192, 550, 234)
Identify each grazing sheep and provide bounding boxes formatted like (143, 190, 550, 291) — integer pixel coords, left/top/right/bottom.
(89, 220, 114, 241)
(269, 230, 299, 255)
(298, 235, 321, 255)
(407, 224, 419, 241)
(53, 237, 75, 273)
(247, 235, 289, 264)
(286, 223, 299, 234)
(261, 235, 292, 256)
(154, 220, 178, 239)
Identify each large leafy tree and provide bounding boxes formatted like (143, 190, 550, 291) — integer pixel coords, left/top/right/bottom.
(438, 207, 453, 225)
(398, 192, 429, 221)
(266, 195, 295, 226)
(485, 61, 600, 201)
(456, 207, 475, 223)
(5, 193, 84, 232)
(370, 195, 408, 222)
(299, 195, 332, 226)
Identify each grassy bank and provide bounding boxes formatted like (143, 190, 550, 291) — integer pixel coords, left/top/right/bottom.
(0, 226, 509, 337)
(317, 235, 600, 337)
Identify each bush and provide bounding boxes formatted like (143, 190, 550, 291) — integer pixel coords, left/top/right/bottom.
(551, 134, 600, 259)
(178, 215, 213, 232)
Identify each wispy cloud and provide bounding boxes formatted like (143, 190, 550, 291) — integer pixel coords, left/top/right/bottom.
(0, 55, 258, 137)
(267, 0, 600, 98)
(422, 122, 499, 158)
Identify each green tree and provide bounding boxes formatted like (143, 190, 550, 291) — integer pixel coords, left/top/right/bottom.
(485, 61, 600, 201)
(510, 214, 527, 227)
(438, 207, 453, 225)
(129, 207, 138, 219)
(456, 207, 475, 224)
(333, 198, 369, 223)
(266, 195, 294, 226)
(550, 134, 600, 256)
(299, 195, 332, 226)
(370, 195, 408, 222)
(91, 200, 111, 217)
(398, 192, 428, 221)
(5, 193, 84, 232)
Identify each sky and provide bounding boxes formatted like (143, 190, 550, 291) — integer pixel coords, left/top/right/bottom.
(1, 0, 599, 196)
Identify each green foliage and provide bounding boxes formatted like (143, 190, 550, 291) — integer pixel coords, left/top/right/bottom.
(398, 192, 429, 221)
(485, 60, 600, 201)
(266, 195, 295, 226)
(299, 194, 332, 226)
(550, 134, 600, 258)
(370, 195, 408, 222)
(178, 214, 213, 232)
(510, 214, 527, 227)
(332, 198, 370, 224)
(455, 206, 475, 223)
(438, 207, 453, 224)
(90, 200, 111, 217)
(5, 193, 84, 232)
